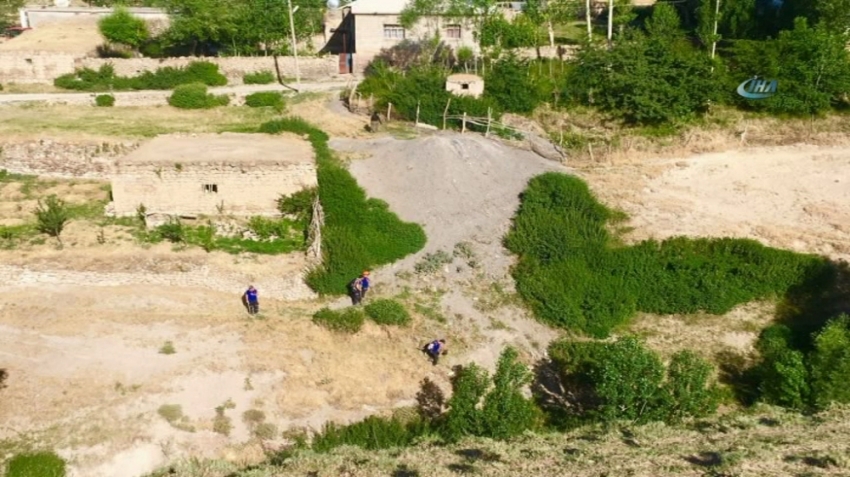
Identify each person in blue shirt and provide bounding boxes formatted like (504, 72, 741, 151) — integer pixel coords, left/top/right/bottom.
(348, 271, 371, 305)
(423, 339, 447, 366)
(243, 285, 259, 315)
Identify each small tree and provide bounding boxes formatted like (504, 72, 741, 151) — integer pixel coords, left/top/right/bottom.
(480, 346, 541, 439)
(809, 315, 850, 409)
(441, 363, 489, 442)
(98, 7, 150, 49)
(662, 350, 721, 422)
(34, 195, 70, 242)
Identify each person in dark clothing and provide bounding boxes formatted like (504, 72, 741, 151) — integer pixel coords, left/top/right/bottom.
(348, 271, 370, 305)
(423, 339, 447, 366)
(244, 285, 259, 315)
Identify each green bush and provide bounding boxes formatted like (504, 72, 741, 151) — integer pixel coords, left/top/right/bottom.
(54, 61, 227, 92)
(95, 94, 115, 107)
(505, 172, 824, 337)
(278, 187, 316, 222)
(311, 415, 430, 453)
(168, 83, 230, 109)
(98, 6, 149, 48)
(312, 307, 365, 333)
(441, 347, 540, 442)
(441, 363, 489, 442)
(259, 117, 426, 295)
(245, 91, 285, 111)
(364, 299, 411, 326)
(34, 195, 70, 240)
(6, 451, 66, 477)
(243, 70, 276, 84)
(479, 347, 542, 439)
(809, 315, 850, 408)
(548, 336, 720, 425)
(485, 54, 542, 114)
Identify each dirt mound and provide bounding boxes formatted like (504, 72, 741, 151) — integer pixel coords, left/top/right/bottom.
(338, 132, 567, 277)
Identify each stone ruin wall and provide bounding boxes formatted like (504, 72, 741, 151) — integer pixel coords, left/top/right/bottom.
(111, 161, 318, 218)
(0, 139, 138, 179)
(0, 52, 339, 84)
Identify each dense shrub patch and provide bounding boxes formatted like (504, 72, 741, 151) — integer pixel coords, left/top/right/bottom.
(98, 7, 149, 49)
(245, 91, 285, 111)
(94, 94, 115, 107)
(364, 299, 411, 326)
(547, 336, 720, 426)
(243, 71, 276, 85)
(168, 83, 230, 109)
(505, 173, 824, 337)
(312, 415, 430, 453)
(312, 307, 365, 333)
(259, 117, 426, 295)
(142, 217, 304, 255)
(6, 451, 66, 477)
(54, 62, 227, 92)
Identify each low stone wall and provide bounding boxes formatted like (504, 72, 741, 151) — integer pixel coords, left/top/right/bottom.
(0, 52, 340, 84)
(0, 139, 139, 179)
(0, 52, 77, 84)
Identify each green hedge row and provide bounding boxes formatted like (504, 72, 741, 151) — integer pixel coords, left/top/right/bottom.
(54, 61, 227, 92)
(505, 173, 825, 337)
(258, 117, 426, 295)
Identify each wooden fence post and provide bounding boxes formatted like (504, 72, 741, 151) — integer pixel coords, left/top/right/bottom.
(442, 98, 452, 130)
(485, 107, 492, 137)
(462, 112, 467, 134)
(416, 100, 421, 125)
(387, 103, 393, 122)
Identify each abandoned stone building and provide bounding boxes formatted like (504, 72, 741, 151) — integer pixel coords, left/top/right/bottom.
(110, 133, 317, 218)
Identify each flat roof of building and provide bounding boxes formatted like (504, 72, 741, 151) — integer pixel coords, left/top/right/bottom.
(447, 74, 484, 83)
(120, 132, 314, 165)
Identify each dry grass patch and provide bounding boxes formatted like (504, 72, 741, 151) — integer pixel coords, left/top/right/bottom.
(0, 104, 279, 139)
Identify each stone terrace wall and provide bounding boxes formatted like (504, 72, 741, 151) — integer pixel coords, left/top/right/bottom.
(0, 139, 139, 179)
(0, 52, 77, 84)
(0, 53, 339, 84)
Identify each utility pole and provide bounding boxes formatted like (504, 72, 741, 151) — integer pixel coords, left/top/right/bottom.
(287, 0, 301, 86)
(607, 0, 613, 48)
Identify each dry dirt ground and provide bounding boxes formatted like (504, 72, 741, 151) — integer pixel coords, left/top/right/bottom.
(0, 18, 103, 55)
(3, 97, 850, 477)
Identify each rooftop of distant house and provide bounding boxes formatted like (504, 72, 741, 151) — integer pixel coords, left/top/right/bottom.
(120, 133, 314, 165)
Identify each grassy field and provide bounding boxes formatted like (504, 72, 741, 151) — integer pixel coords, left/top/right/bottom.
(0, 104, 281, 139)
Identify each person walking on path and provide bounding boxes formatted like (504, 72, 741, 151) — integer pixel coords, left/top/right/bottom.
(423, 339, 447, 366)
(348, 271, 371, 305)
(244, 285, 259, 315)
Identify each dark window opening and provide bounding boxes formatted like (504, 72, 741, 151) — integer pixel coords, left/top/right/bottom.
(461, 83, 470, 90)
(203, 184, 218, 193)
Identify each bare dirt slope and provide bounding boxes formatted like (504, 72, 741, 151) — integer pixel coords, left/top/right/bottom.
(580, 144, 850, 262)
(337, 132, 568, 370)
(0, 18, 102, 54)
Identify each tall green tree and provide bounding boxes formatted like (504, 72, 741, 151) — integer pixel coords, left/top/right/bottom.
(814, 0, 850, 34)
(98, 6, 150, 49)
(728, 17, 850, 115)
